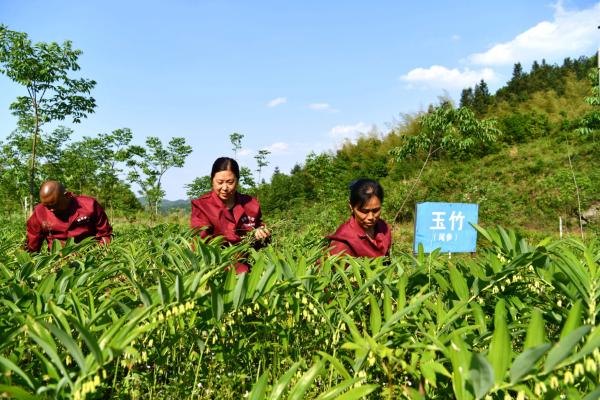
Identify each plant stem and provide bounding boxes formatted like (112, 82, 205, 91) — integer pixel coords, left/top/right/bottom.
(393, 145, 439, 223)
(567, 148, 584, 240)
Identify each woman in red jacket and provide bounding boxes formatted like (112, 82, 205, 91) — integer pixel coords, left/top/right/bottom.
(191, 157, 270, 272)
(327, 179, 391, 258)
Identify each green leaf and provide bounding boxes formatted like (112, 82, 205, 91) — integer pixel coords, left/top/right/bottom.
(209, 282, 223, 321)
(421, 361, 437, 388)
(543, 325, 591, 373)
(31, 349, 59, 381)
(368, 293, 382, 335)
(26, 331, 72, 385)
(158, 276, 170, 305)
(448, 336, 473, 400)
(42, 321, 87, 373)
(509, 343, 551, 384)
(246, 257, 265, 298)
(560, 300, 582, 341)
(488, 299, 511, 384)
(223, 269, 237, 303)
(383, 286, 392, 321)
(317, 351, 351, 380)
(582, 385, 600, 400)
(69, 317, 104, 365)
(315, 377, 361, 400)
(470, 302, 487, 335)
(0, 357, 35, 389)
(135, 282, 152, 307)
(254, 265, 276, 301)
(524, 309, 547, 349)
(570, 325, 600, 364)
(0, 385, 38, 400)
(268, 361, 301, 400)
(288, 360, 324, 400)
(553, 249, 591, 304)
(233, 272, 247, 310)
(248, 371, 269, 400)
(449, 265, 469, 301)
(468, 354, 494, 399)
(175, 273, 183, 302)
(334, 384, 379, 400)
(431, 361, 452, 378)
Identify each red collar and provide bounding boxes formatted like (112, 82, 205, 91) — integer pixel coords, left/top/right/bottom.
(209, 190, 240, 208)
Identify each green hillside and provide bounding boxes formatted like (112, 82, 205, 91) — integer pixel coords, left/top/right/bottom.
(257, 55, 600, 249)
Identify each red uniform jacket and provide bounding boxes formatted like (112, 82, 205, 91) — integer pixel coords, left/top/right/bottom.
(26, 193, 113, 252)
(190, 191, 264, 245)
(327, 217, 392, 258)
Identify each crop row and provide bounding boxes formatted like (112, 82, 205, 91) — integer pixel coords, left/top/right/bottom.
(0, 223, 598, 399)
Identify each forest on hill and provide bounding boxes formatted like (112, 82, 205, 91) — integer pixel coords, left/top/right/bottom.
(254, 54, 600, 245)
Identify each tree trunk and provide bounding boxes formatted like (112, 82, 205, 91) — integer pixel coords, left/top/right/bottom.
(392, 145, 438, 223)
(28, 107, 40, 216)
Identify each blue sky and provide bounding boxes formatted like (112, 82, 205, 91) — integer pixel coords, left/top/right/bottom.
(1, 0, 599, 199)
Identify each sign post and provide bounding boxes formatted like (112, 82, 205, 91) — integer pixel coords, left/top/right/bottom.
(413, 202, 479, 254)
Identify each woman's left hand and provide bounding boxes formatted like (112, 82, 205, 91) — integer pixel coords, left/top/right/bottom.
(254, 226, 271, 240)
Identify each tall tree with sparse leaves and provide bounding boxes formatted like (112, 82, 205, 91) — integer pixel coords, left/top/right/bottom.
(230, 132, 244, 160)
(254, 149, 270, 184)
(126, 137, 192, 216)
(0, 25, 96, 213)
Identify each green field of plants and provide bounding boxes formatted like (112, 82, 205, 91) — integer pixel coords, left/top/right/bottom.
(1, 219, 598, 399)
(3, 14, 600, 400)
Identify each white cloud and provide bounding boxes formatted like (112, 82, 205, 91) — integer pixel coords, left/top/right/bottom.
(265, 142, 290, 154)
(469, 2, 600, 66)
(309, 102, 338, 112)
(400, 66, 497, 90)
(451, 34, 461, 41)
(267, 97, 287, 107)
(399, 3, 600, 92)
(238, 148, 253, 156)
(329, 122, 372, 140)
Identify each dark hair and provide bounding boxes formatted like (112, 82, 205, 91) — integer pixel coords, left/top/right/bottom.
(211, 157, 240, 180)
(349, 179, 384, 208)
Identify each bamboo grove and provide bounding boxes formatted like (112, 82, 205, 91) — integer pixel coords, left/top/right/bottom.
(0, 220, 598, 399)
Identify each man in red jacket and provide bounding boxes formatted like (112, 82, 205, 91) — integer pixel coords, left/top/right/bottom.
(25, 181, 113, 252)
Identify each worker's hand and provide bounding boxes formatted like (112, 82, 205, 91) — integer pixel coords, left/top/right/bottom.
(254, 226, 271, 240)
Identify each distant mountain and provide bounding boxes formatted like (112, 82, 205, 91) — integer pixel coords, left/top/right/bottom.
(137, 197, 191, 212)
(160, 199, 190, 212)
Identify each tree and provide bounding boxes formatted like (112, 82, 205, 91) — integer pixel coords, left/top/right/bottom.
(126, 137, 192, 216)
(0, 131, 31, 213)
(511, 62, 524, 81)
(0, 126, 74, 214)
(254, 149, 271, 184)
(39, 126, 73, 180)
(185, 175, 211, 199)
(230, 132, 244, 159)
(61, 128, 134, 218)
(574, 70, 600, 139)
(459, 87, 474, 108)
(473, 79, 491, 116)
(303, 152, 339, 198)
(0, 25, 96, 213)
(94, 128, 133, 217)
(389, 102, 501, 221)
(239, 166, 256, 191)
